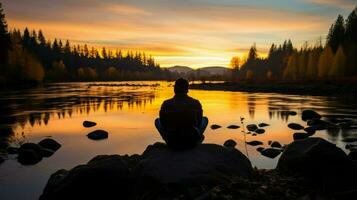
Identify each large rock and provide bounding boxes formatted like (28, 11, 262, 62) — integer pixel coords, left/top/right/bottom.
(260, 148, 281, 159)
(38, 138, 61, 151)
(134, 143, 253, 184)
(301, 110, 321, 121)
(246, 124, 258, 131)
(277, 137, 357, 195)
(40, 155, 131, 200)
(287, 123, 304, 130)
(223, 139, 237, 148)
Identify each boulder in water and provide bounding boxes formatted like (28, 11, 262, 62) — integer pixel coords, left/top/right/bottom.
(256, 147, 264, 152)
(288, 123, 304, 130)
(246, 124, 258, 132)
(18, 143, 43, 165)
(304, 126, 316, 135)
(38, 138, 61, 151)
(87, 130, 108, 140)
(261, 148, 281, 158)
(293, 132, 310, 140)
(83, 120, 97, 128)
(227, 125, 240, 129)
(255, 129, 265, 134)
(271, 141, 282, 148)
(246, 140, 263, 146)
(301, 110, 321, 121)
(223, 139, 237, 148)
(258, 123, 269, 127)
(210, 124, 222, 130)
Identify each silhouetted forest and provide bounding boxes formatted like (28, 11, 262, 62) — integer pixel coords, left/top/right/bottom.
(0, 3, 174, 85)
(231, 7, 357, 81)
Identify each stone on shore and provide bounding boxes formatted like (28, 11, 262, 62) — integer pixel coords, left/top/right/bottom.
(223, 139, 237, 148)
(38, 138, 61, 151)
(134, 143, 253, 184)
(87, 130, 108, 140)
(348, 151, 357, 161)
(83, 120, 97, 128)
(288, 123, 304, 130)
(277, 137, 357, 194)
(301, 110, 321, 121)
(304, 126, 316, 135)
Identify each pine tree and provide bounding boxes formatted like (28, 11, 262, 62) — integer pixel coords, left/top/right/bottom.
(345, 7, 357, 44)
(247, 44, 257, 61)
(327, 15, 345, 53)
(0, 2, 11, 65)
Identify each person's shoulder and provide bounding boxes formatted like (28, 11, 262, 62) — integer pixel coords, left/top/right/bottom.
(188, 96, 202, 107)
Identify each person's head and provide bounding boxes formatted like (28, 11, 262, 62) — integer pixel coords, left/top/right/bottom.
(174, 78, 189, 95)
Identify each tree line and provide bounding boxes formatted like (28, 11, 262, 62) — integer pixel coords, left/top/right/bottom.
(0, 2, 174, 85)
(231, 7, 357, 81)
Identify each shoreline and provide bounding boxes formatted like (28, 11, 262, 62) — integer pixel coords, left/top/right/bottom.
(190, 81, 357, 97)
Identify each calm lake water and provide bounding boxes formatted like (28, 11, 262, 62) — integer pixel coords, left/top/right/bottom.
(1, 81, 357, 200)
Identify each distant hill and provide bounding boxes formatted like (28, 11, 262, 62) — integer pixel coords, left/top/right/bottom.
(167, 66, 230, 76)
(167, 66, 194, 74)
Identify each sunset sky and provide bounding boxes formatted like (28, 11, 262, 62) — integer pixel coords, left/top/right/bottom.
(2, 0, 355, 68)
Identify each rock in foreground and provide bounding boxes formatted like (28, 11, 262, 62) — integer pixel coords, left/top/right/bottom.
(38, 138, 61, 151)
(277, 137, 357, 196)
(40, 143, 253, 200)
(135, 143, 253, 184)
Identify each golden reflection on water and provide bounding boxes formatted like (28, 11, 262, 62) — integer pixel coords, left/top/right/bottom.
(1, 81, 357, 199)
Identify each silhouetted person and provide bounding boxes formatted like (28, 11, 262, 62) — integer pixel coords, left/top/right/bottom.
(155, 78, 208, 150)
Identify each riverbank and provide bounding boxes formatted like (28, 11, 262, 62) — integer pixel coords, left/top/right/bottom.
(190, 81, 357, 96)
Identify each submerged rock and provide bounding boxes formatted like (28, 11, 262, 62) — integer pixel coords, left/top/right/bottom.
(227, 125, 240, 129)
(301, 110, 321, 121)
(293, 132, 310, 140)
(255, 129, 265, 134)
(224, 139, 237, 148)
(83, 120, 97, 128)
(87, 130, 109, 140)
(271, 141, 282, 148)
(246, 124, 258, 132)
(18, 143, 43, 165)
(277, 137, 357, 194)
(246, 140, 263, 146)
(261, 148, 281, 158)
(288, 123, 304, 130)
(38, 138, 61, 151)
(135, 143, 253, 184)
(210, 124, 222, 130)
(40, 155, 131, 200)
(258, 123, 269, 127)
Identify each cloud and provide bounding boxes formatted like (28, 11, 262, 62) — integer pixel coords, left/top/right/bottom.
(305, 0, 356, 9)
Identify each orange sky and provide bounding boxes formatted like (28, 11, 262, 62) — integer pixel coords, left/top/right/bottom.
(2, 0, 355, 68)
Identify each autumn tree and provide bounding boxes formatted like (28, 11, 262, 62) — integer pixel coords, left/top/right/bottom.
(318, 45, 333, 78)
(330, 46, 346, 77)
(0, 2, 10, 66)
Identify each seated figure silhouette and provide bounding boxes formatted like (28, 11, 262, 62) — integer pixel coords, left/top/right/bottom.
(155, 78, 208, 150)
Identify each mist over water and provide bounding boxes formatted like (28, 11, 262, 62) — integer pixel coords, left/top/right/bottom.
(1, 81, 357, 200)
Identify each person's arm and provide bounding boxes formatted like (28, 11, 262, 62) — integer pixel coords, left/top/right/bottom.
(196, 100, 203, 126)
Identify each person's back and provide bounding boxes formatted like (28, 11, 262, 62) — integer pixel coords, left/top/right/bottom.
(155, 78, 208, 150)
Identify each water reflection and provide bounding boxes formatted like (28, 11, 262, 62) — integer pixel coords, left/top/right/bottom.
(1, 82, 357, 200)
